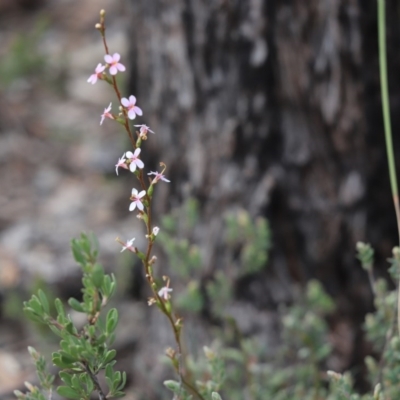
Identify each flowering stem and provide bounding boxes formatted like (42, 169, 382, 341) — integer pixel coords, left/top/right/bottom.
(377, 0, 400, 336)
(97, 11, 205, 400)
(98, 18, 136, 149)
(110, 75, 136, 148)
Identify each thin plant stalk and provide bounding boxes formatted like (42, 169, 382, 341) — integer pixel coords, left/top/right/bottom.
(377, 0, 400, 335)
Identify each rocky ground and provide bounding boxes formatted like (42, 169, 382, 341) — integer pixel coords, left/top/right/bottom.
(0, 1, 158, 397)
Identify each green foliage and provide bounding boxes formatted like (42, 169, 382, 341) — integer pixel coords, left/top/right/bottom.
(225, 209, 272, 276)
(356, 242, 375, 272)
(159, 198, 202, 279)
(205, 280, 334, 400)
(19, 233, 124, 400)
(158, 201, 271, 318)
(14, 347, 54, 400)
(164, 346, 225, 400)
(159, 208, 400, 400)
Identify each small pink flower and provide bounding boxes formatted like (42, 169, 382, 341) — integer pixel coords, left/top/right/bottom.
(148, 171, 170, 183)
(135, 124, 154, 137)
(158, 286, 173, 300)
(121, 95, 143, 120)
(104, 53, 126, 75)
(152, 226, 160, 236)
(100, 103, 114, 125)
(125, 148, 144, 172)
(87, 63, 106, 84)
(121, 237, 135, 252)
(129, 188, 146, 211)
(115, 154, 128, 175)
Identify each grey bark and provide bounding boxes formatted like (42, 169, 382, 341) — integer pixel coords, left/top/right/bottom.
(126, 0, 399, 386)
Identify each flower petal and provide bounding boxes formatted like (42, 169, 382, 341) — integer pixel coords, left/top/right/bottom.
(113, 53, 121, 62)
(128, 109, 136, 120)
(117, 63, 126, 72)
(130, 163, 137, 172)
(138, 190, 146, 198)
(133, 148, 141, 157)
(137, 201, 144, 211)
(131, 188, 138, 196)
(95, 63, 104, 72)
(134, 106, 143, 116)
(129, 95, 136, 105)
(129, 202, 136, 211)
(136, 159, 144, 169)
(104, 54, 113, 64)
(109, 66, 117, 75)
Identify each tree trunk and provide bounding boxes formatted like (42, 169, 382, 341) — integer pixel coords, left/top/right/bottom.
(126, 0, 399, 386)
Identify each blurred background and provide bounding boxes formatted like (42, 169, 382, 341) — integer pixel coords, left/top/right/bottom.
(0, 0, 399, 398)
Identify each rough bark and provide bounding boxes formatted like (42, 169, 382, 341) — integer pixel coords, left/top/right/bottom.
(126, 0, 400, 384)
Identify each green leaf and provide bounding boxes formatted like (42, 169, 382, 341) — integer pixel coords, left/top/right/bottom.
(59, 350, 77, 364)
(71, 374, 81, 390)
(105, 364, 114, 391)
(38, 290, 50, 314)
(60, 340, 70, 353)
(86, 375, 94, 393)
(23, 308, 44, 324)
(164, 380, 181, 393)
(71, 240, 85, 266)
(103, 349, 116, 364)
(92, 264, 105, 288)
(68, 298, 85, 313)
(52, 355, 72, 369)
(48, 324, 63, 338)
(28, 295, 44, 315)
(54, 298, 66, 318)
(57, 386, 81, 399)
(102, 275, 112, 297)
(59, 371, 73, 386)
(90, 233, 100, 258)
(106, 308, 118, 335)
(116, 372, 126, 391)
(109, 281, 116, 298)
(65, 320, 77, 335)
(27, 346, 38, 359)
(95, 333, 107, 346)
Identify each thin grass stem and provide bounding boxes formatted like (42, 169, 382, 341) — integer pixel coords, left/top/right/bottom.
(377, 0, 400, 335)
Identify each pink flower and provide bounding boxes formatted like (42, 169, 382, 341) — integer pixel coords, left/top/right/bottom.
(135, 124, 154, 137)
(121, 95, 143, 120)
(152, 226, 160, 236)
(115, 154, 128, 175)
(148, 171, 170, 183)
(100, 103, 114, 125)
(104, 53, 126, 75)
(87, 63, 106, 84)
(129, 188, 146, 211)
(125, 148, 144, 172)
(158, 286, 173, 300)
(121, 237, 135, 252)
